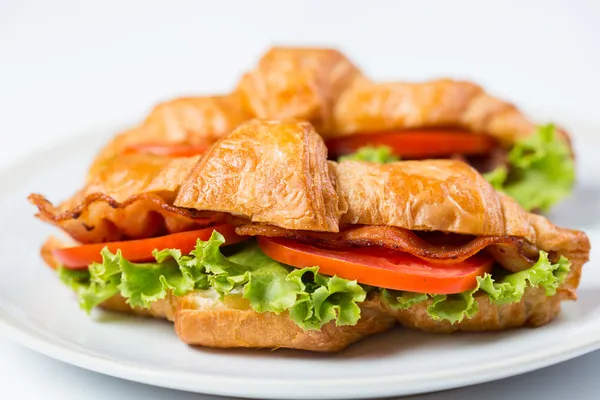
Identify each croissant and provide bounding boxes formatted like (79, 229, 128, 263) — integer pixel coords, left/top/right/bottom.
(87, 93, 251, 178)
(87, 48, 556, 158)
(174, 119, 346, 232)
(236, 47, 364, 133)
(30, 119, 589, 352)
(328, 79, 535, 145)
(80, 47, 572, 214)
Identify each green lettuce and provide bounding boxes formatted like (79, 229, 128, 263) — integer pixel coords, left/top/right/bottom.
(286, 268, 366, 329)
(484, 124, 574, 211)
(60, 230, 570, 329)
(59, 266, 119, 312)
(338, 145, 400, 163)
(381, 290, 428, 309)
(59, 232, 366, 330)
(382, 250, 570, 324)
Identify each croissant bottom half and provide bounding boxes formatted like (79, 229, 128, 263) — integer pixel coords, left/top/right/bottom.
(97, 286, 560, 352)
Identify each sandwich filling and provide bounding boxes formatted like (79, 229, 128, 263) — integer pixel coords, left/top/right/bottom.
(58, 228, 570, 329)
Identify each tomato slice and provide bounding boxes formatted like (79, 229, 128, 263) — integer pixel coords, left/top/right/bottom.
(123, 143, 208, 157)
(327, 129, 497, 159)
(257, 237, 492, 294)
(54, 224, 245, 269)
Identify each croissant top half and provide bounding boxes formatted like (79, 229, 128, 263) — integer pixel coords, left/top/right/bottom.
(168, 119, 573, 237)
(175, 119, 346, 232)
(89, 47, 556, 175)
(330, 78, 541, 147)
(236, 47, 364, 133)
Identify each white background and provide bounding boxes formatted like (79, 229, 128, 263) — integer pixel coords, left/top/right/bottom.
(1, 0, 599, 398)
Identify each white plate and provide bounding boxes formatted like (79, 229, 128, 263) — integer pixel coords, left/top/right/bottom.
(1, 121, 599, 400)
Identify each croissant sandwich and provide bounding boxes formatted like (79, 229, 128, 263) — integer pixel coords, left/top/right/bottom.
(88, 47, 575, 212)
(29, 119, 590, 352)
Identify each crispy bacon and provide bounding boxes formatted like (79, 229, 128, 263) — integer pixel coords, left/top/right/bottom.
(235, 224, 539, 272)
(29, 193, 218, 244)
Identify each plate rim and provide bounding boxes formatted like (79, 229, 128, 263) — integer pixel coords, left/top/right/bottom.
(3, 305, 600, 399)
(2, 114, 599, 399)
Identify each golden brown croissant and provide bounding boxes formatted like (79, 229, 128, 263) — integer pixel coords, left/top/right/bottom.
(87, 47, 564, 202)
(329, 79, 538, 146)
(176, 292, 394, 352)
(336, 159, 504, 236)
(175, 285, 562, 349)
(236, 47, 364, 134)
(175, 119, 346, 232)
(30, 119, 589, 352)
(237, 50, 557, 148)
(87, 47, 363, 173)
(88, 94, 251, 178)
(165, 119, 588, 347)
(88, 47, 562, 163)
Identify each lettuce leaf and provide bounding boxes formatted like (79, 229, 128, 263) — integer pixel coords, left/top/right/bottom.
(381, 290, 428, 309)
(58, 266, 119, 313)
(427, 289, 480, 325)
(59, 232, 366, 330)
(476, 251, 570, 304)
(484, 124, 574, 211)
(382, 250, 570, 324)
(338, 145, 400, 163)
(287, 268, 366, 329)
(193, 235, 300, 313)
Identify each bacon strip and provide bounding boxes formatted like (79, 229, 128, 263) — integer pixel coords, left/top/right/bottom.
(29, 193, 218, 244)
(235, 224, 539, 272)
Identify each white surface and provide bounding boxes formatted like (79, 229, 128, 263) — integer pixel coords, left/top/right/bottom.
(1, 0, 600, 399)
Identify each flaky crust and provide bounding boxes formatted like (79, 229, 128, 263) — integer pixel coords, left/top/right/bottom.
(175, 292, 395, 352)
(237, 47, 364, 133)
(75, 287, 568, 349)
(173, 286, 567, 350)
(330, 78, 541, 146)
(175, 119, 345, 232)
(89, 94, 251, 177)
(87, 48, 563, 168)
(336, 159, 504, 236)
(29, 154, 212, 243)
(335, 159, 589, 293)
(85, 48, 563, 175)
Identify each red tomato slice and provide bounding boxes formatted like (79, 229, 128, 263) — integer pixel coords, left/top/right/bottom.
(258, 237, 492, 294)
(123, 143, 208, 157)
(327, 129, 497, 159)
(54, 224, 245, 269)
